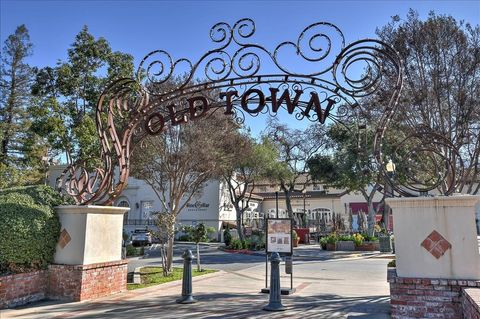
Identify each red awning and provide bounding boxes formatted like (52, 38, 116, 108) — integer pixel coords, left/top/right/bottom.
(349, 202, 384, 214)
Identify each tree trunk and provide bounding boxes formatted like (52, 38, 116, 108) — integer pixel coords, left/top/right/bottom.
(382, 203, 390, 231)
(284, 189, 293, 219)
(367, 200, 376, 237)
(196, 243, 201, 272)
(234, 203, 245, 242)
(166, 236, 174, 272)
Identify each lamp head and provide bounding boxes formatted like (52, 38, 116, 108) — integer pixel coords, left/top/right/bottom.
(386, 159, 396, 173)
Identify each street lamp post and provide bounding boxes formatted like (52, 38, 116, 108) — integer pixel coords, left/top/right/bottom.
(275, 187, 279, 219)
(384, 159, 396, 231)
(302, 189, 306, 228)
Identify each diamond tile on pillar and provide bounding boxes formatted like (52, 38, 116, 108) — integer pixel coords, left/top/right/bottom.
(421, 230, 452, 259)
(58, 228, 72, 249)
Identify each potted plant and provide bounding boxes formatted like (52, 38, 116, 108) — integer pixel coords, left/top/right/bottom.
(325, 233, 338, 251)
(319, 237, 327, 250)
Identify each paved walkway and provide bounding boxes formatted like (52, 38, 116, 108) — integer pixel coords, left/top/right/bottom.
(2, 255, 391, 319)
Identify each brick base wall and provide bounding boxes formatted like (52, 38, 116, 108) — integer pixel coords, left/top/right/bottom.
(48, 260, 128, 301)
(1, 260, 128, 309)
(463, 288, 480, 319)
(388, 268, 480, 319)
(0, 270, 48, 308)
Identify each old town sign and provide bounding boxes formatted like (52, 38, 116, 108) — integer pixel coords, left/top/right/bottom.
(59, 18, 404, 205)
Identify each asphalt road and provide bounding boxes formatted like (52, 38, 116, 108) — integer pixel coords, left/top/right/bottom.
(127, 243, 265, 273)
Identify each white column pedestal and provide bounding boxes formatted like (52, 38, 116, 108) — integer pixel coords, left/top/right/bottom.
(54, 205, 129, 265)
(387, 195, 480, 280)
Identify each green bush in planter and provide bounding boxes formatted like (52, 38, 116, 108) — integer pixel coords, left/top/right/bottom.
(325, 233, 338, 244)
(292, 230, 298, 242)
(229, 238, 243, 250)
(319, 237, 328, 249)
(0, 186, 66, 273)
(223, 227, 232, 246)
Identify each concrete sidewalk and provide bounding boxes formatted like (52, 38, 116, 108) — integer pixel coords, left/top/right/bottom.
(2, 257, 391, 319)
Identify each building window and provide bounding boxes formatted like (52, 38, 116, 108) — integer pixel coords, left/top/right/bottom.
(141, 201, 154, 219)
(312, 184, 322, 191)
(258, 186, 267, 192)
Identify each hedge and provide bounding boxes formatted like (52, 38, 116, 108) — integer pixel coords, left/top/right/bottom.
(0, 185, 70, 274)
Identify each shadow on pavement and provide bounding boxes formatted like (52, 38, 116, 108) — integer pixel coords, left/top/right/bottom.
(35, 292, 390, 319)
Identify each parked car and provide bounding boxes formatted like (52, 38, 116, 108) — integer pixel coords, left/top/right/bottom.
(131, 229, 153, 246)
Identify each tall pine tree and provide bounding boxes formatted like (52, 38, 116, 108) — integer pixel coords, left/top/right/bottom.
(0, 25, 42, 187)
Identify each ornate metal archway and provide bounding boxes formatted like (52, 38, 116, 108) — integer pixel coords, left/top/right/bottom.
(58, 18, 405, 205)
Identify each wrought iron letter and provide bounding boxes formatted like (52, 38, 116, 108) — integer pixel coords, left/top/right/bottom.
(167, 104, 187, 126)
(220, 90, 238, 115)
(304, 93, 335, 124)
(145, 112, 165, 135)
(241, 88, 266, 114)
(187, 96, 210, 120)
(269, 88, 304, 114)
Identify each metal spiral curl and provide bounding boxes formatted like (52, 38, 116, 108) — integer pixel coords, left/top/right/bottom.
(205, 51, 232, 81)
(58, 78, 147, 205)
(333, 40, 392, 98)
(232, 18, 256, 44)
(389, 130, 464, 196)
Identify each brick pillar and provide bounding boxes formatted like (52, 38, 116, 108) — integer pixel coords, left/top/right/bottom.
(48, 205, 129, 302)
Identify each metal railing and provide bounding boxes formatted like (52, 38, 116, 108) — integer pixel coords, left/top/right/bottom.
(124, 219, 156, 226)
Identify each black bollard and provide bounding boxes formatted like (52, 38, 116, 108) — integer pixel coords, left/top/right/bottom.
(176, 249, 197, 304)
(263, 252, 286, 311)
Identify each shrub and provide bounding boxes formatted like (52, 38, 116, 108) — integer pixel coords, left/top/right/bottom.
(229, 239, 243, 250)
(292, 230, 298, 242)
(338, 234, 353, 241)
(352, 233, 364, 246)
(223, 228, 232, 246)
(361, 233, 378, 242)
(126, 244, 137, 256)
(0, 185, 68, 274)
(177, 235, 190, 242)
(325, 233, 338, 244)
(0, 184, 73, 207)
(319, 237, 327, 249)
(387, 259, 396, 267)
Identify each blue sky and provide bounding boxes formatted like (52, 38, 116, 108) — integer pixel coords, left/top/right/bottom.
(1, 0, 479, 135)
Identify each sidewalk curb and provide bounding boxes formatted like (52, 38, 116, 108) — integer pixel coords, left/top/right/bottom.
(218, 246, 387, 261)
(174, 241, 221, 247)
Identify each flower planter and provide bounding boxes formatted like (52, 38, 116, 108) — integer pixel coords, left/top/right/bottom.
(336, 240, 355, 251)
(326, 243, 336, 251)
(355, 241, 380, 251)
(379, 235, 392, 252)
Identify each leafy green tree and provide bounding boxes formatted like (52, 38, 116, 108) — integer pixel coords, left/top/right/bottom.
(191, 223, 215, 272)
(218, 131, 278, 242)
(29, 26, 134, 165)
(308, 124, 403, 236)
(0, 25, 45, 187)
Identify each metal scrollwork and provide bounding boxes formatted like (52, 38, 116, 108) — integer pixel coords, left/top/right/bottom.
(59, 18, 405, 205)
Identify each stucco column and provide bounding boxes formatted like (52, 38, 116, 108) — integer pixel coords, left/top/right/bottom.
(387, 195, 480, 280)
(54, 205, 129, 265)
(47, 205, 129, 302)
